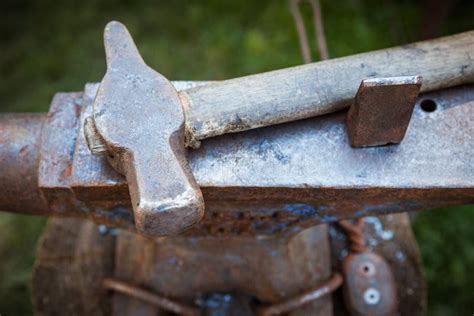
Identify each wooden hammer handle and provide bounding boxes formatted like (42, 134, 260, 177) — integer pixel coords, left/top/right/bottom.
(184, 31, 474, 147)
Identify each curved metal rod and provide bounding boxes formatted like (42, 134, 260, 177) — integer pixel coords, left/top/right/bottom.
(103, 278, 199, 316)
(257, 273, 343, 315)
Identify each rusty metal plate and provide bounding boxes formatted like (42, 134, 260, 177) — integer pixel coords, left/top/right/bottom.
(342, 252, 397, 316)
(330, 213, 426, 316)
(346, 76, 421, 147)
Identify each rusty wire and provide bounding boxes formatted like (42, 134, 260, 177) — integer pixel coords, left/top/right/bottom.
(256, 273, 343, 315)
(103, 273, 344, 316)
(103, 278, 199, 316)
(289, 0, 329, 63)
(338, 217, 367, 253)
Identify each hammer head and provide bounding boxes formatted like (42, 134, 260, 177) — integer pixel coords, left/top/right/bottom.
(87, 21, 204, 236)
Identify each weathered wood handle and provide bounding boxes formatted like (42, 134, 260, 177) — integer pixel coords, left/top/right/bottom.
(183, 31, 474, 147)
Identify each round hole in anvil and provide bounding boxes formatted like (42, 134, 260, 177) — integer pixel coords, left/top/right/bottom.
(420, 99, 437, 112)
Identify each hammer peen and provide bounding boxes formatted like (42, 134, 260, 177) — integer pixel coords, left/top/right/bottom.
(85, 21, 474, 236)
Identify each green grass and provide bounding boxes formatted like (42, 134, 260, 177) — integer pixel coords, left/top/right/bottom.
(1, 0, 473, 314)
(0, 214, 47, 315)
(413, 205, 474, 316)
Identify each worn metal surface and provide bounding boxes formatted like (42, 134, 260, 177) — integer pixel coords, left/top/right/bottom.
(33, 91, 140, 229)
(342, 252, 397, 316)
(70, 83, 474, 235)
(32, 218, 333, 315)
(38, 92, 84, 216)
(112, 224, 332, 315)
(0, 113, 48, 214)
(32, 218, 115, 316)
(1, 84, 473, 235)
(347, 76, 421, 147)
(88, 21, 204, 236)
(196, 293, 256, 316)
(32, 213, 425, 315)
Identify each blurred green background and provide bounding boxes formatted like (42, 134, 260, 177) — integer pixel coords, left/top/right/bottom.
(0, 0, 473, 315)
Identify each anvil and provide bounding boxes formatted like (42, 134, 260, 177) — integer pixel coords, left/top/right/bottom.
(1, 81, 473, 236)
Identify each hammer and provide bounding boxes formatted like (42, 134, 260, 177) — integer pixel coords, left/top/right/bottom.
(85, 21, 474, 236)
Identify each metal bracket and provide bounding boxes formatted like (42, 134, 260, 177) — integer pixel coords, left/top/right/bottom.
(343, 252, 398, 316)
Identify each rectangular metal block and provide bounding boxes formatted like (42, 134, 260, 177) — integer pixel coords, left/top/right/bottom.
(347, 76, 421, 147)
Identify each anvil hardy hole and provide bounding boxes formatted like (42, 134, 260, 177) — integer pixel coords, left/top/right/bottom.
(420, 99, 437, 112)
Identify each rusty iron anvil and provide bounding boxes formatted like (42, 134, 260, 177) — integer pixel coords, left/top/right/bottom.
(1, 21, 473, 237)
(77, 21, 474, 236)
(1, 82, 473, 237)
